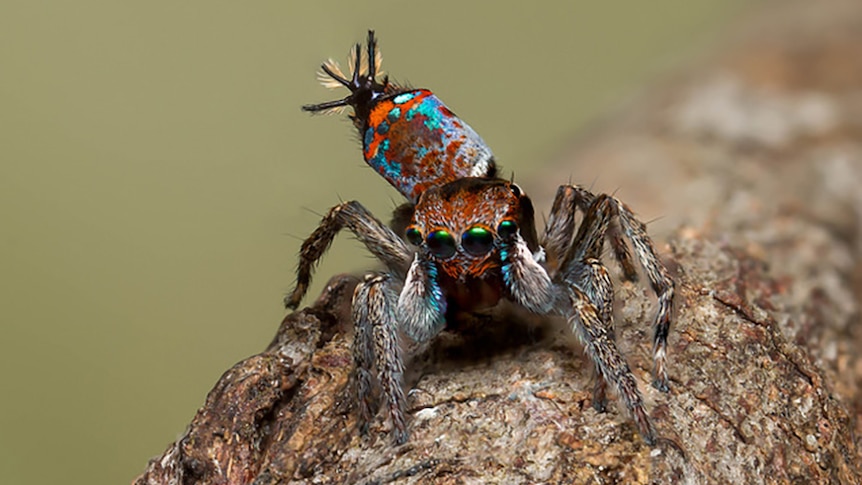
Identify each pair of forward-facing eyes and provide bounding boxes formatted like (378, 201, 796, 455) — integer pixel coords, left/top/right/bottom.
(404, 220, 519, 259)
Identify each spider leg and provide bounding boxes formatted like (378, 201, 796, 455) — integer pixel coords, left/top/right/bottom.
(567, 258, 615, 413)
(560, 193, 672, 442)
(352, 279, 376, 434)
(541, 185, 638, 281)
(541, 185, 583, 269)
(607, 197, 674, 392)
(499, 233, 556, 314)
(565, 284, 656, 445)
(353, 273, 408, 444)
(397, 255, 447, 342)
(285, 201, 412, 309)
(561, 189, 674, 392)
(606, 222, 639, 282)
(562, 194, 615, 264)
(556, 194, 619, 412)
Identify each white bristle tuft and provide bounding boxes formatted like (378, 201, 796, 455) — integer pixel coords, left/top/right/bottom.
(318, 59, 346, 90)
(358, 53, 369, 78)
(313, 38, 386, 94)
(319, 105, 349, 115)
(347, 48, 357, 77)
(374, 49, 384, 78)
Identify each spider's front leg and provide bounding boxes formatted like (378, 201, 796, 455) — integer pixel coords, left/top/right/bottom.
(356, 252, 451, 445)
(285, 201, 412, 309)
(285, 201, 416, 444)
(353, 273, 408, 444)
(498, 232, 556, 314)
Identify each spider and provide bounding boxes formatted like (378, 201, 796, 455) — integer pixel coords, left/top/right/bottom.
(286, 32, 674, 446)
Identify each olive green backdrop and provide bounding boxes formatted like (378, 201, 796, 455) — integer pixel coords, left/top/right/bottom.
(0, 2, 747, 483)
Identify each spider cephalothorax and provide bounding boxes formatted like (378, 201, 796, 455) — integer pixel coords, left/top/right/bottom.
(287, 32, 674, 447)
(405, 178, 538, 280)
(397, 178, 552, 338)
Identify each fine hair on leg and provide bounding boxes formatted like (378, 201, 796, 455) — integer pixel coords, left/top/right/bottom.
(541, 186, 637, 281)
(551, 187, 674, 392)
(352, 273, 408, 444)
(566, 285, 656, 445)
(567, 258, 615, 412)
(286, 200, 412, 309)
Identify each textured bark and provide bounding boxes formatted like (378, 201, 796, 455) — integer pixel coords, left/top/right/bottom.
(136, 2, 862, 483)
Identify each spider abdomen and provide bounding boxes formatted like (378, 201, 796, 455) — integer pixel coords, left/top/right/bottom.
(363, 89, 495, 203)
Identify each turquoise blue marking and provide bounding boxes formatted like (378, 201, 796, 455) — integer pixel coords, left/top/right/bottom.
(500, 246, 513, 286)
(364, 127, 374, 148)
(368, 136, 401, 182)
(404, 96, 444, 131)
(414, 146, 429, 161)
(388, 107, 401, 122)
(393, 92, 416, 104)
(425, 261, 446, 317)
(376, 120, 389, 135)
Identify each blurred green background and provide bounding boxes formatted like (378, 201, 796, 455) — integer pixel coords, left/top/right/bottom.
(0, 2, 748, 483)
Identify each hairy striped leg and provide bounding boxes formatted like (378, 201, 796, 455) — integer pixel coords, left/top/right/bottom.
(611, 198, 674, 391)
(498, 233, 556, 315)
(541, 185, 638, 281)
(559, 194, 619, 412)
(284, 201, 414, 443)
(549, 187, 675, 392)
(352, 273, 408, 444)
(285, 200, 412, 310)
(563, 196, 656, 442)
(568, 259, 616, 412)
(565, 285, 656, 445)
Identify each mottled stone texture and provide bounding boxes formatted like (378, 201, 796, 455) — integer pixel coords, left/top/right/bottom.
(136, 2, 862, 483)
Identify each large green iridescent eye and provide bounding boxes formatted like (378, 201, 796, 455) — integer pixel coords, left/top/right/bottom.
(462, 226, 494, 256)
(497, 220, 518, 239)
(405, 226, 423, 246)
(426, 230, 456, 259)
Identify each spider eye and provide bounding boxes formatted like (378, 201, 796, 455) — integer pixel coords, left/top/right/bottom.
(426, 230, 456, 259)
(405, 226, 423, 246)
(462, 226, 494, 256)
(497, 220, 518, 239)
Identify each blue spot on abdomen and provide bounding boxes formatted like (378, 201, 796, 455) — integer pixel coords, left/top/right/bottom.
(393, 92, 417, 104)
(388, 107, 401, 123)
